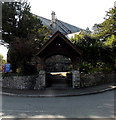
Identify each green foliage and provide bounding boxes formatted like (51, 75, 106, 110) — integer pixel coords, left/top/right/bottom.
(92, 7, 116, 70)
(93, 7, 116, 41)
(0, 54, 6, 63)
(2, 1, 50, 74)
(70, 6, 116, 73)
(17, 64, 38, 75)
(79, 62, 113, 74)
(0, 54, 6, 72)
(104, 35, 116, 48)
(70, 31, 103, 65)
(2, 1, 50, 44)
(79, 62, 93, 74)
(90, 62, 113, 73)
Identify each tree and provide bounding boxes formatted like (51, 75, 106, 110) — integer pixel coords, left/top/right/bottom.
(0, 54, 6, 72)
(71, 31, 101, 62)
(70, 30, 115, 73)
(2, 1, 50, 45)
(2, 1, 50, 74)
(93, 6, 116, 71)
(71, 6, 116, 73)
(93, 7, 116, 41)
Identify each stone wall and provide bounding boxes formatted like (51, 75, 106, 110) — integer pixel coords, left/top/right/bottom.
(1, 72, 116, 90)
(0, 75, 2, 88)
(80, 72, 116, 87)
(72, 70, 80, 88)
(34, 70, 46, 90)
(2, 75, 36, 89)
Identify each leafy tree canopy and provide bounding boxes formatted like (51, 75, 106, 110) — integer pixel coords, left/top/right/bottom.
(0, 54, 6, 72)
(93, 7, 116, 42)
(2, 1, 50, 74)
(2, 1, 50, 46)
(70, 6, 116, 73)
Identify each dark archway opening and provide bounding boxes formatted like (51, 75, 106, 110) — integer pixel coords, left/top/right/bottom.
(45, 55, 72, 88)
(45, 55, 73, 72)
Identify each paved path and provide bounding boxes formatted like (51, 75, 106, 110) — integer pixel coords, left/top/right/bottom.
(1, 82, 116, 97)
(1, 90, 115, 118)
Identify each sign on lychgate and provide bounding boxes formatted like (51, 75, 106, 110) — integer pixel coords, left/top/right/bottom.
(4, 63, 11, 72)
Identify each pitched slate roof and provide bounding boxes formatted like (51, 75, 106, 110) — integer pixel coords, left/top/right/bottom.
(37, 16, 83, 35)
(37, 31, 82, 57)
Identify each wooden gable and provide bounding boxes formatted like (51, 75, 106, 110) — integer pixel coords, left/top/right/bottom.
(37, 31, 82, 60)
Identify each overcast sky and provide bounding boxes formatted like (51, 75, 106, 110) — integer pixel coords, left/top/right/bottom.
(29, 0, 115, 30)
(0, 0, 116, 60)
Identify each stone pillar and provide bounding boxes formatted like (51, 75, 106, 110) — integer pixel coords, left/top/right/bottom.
(72, 70, 80, 88)
(34, 70, 46, 90)
(36, 57, 45, 72)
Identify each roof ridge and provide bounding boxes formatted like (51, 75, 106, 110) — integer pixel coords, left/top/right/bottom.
(33, 14, 83, 34)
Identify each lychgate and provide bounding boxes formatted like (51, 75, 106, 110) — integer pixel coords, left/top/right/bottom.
(35, 31, 82, 89)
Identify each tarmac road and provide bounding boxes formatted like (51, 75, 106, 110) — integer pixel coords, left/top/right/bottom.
(1, 90, 115, 119)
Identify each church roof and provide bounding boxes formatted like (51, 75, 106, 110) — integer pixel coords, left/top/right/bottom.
(37, 16, 83, 35)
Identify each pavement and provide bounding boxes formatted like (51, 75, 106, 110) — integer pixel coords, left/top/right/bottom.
(1, 82, 116, 97)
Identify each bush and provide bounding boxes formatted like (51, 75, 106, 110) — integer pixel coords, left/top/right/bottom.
(18, 64, 38, 75)
(79, 62, 93, 74)
(79, 62, 114, 74)
(2, 72, 22, 77)
(2, 65, 38, 77)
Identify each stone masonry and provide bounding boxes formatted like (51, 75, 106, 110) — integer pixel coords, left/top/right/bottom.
(34, 70, 46, 89)
(1, 72, 115, 90)
(2, 75, 36, 90)
(72, 70, 80, 88)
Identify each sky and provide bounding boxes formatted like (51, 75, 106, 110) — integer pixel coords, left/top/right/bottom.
(29, 0, 115, 30)
(0, 0, 116, 60)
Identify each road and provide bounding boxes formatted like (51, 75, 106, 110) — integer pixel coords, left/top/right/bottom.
(1, 90, 115, 119)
